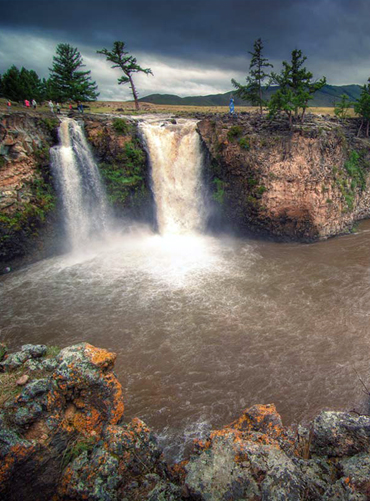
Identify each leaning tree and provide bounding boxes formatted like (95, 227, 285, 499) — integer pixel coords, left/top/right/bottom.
(49, 43, 99, 102)
(97, 41, 153, 110)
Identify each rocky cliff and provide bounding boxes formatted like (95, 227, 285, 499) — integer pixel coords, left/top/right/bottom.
(0, 113, 60, 269)
(198, 114, 370, 241)
(1, 343, 370, 500)
(0, 113, 153, 271)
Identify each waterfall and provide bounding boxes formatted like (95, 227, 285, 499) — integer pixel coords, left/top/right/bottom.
(51, 118, 110, 250)
(140, 119, 206, 235)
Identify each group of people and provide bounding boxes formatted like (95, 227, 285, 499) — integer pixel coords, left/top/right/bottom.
(23, 99, 37, 109)
(5, 99, 84, 114)
(48, 101, 84, 114)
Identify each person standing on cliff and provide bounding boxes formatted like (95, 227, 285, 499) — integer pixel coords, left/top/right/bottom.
(229, 96, 235, 116)
(48, 100, 54, 113)
(32, 99, 37, 109)
(7, 100, 11, 111)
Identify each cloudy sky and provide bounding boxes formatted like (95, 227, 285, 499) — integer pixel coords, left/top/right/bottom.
(0, 0, 369, 100)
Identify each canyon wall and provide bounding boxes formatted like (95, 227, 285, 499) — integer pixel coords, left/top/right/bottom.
(198, 114, 370, 241)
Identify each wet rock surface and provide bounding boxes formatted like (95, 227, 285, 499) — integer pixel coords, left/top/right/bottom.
(1, 343, 370, 500)
(198, 113, 370, 241)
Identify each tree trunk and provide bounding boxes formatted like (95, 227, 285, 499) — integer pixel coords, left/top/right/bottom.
(129, 75, 140, 111)
(259, 80, 262, 115)
(357, 120, 363, 137)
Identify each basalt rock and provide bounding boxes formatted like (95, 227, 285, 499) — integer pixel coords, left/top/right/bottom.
(198, 113, 370, 241)
(0, 112, 60, 271)
(0, 343, 173, 501)
(1, 344, 370, 500)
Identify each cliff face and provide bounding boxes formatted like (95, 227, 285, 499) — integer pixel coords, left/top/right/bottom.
(1, 343, 370, 500)
(0, 113, 59, 268)
(81, 116, 155, 224)
(198, 114, 370, 241)
(0, 113, 153, 271)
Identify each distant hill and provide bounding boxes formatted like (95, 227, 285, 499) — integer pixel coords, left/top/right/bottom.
(139, 84, 362, 107)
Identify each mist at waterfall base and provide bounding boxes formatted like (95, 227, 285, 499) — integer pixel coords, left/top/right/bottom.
(2, 119, 370, 461)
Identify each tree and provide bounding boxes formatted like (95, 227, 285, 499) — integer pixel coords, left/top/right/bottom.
(97, 41, 153, 111)
(231, 38, 272, 114)
(354, 79, 370, 137)
(0, 65, 45, 101)
(268, 49, 326, 125)
(49, 43, 99, 102)
(334, 94, 352, 119)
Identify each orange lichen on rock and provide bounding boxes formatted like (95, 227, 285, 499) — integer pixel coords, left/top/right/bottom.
(84, 343, 117, 370)
(228, 403, 284, 439)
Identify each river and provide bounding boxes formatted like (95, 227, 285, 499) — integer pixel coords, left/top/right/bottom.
(1, 117, 370, 461)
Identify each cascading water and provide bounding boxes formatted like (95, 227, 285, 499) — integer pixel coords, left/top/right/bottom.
(51, 118, 110, 250)
(140, 119, 206, 235)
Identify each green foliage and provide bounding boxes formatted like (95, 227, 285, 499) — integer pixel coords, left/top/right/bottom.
(0, 65, 45, 102)
(334, 94, 352, 119)
(99, 141, 146, 206)
(212, 178, 226, 204)
(45, 346, 61, 358)
(343, 150, 367, 191)
(49, 43, 99, 102)
(41, 118, 59, 133)
(333, 150, 369, 211)
(227, 125, 243, 140)
(61, 437, 96, 470)
(112, 118, 131, 134)
(269, 49, 326, 124)
(354, 80, 370, 137)
(231, 38, 272, 113)
(256, 185, 267, 196)
(238, 136, 250, 150)
(97, 41, 153, 111)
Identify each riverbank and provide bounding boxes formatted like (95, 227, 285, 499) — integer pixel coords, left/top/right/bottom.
(1, 342, 369, 500)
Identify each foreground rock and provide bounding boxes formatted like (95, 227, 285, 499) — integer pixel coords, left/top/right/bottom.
(198, 113, 370, 241)
(1, 343, 370, 500)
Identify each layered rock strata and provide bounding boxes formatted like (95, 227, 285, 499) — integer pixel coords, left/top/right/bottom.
(198, 114, 370, 241)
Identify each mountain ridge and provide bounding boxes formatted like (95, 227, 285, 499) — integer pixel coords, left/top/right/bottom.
(139, 84, 362, 107)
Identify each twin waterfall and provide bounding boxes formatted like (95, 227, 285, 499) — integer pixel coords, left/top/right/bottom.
(52, 117, 205, 249)
(51, 119, 110, 250)
(140, 119, 205, 235)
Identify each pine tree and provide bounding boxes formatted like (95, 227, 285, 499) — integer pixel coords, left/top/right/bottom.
(49, 43, 99, 102)
(97, 41, 153, 110)
(354, 79, 370, 137)
(231, 38, 272, 114)
(268, 49, 326, 125)
(334, 94, 352, 119)
(0, 65, 45, 101)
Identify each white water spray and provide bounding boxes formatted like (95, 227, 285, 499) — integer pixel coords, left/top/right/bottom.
(51, 118, 110, 250)
(140, 119, 206, 235)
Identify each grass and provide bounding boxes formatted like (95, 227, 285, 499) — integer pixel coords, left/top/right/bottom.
(1, 98, 353, 117)
(0, 346, 60, 408)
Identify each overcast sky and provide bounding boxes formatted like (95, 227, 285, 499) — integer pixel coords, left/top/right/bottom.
(0, 0, 369, 100)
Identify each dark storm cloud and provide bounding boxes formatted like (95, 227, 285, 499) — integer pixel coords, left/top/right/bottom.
(0, 0, 369, 98)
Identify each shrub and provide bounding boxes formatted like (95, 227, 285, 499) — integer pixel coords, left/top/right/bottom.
(112, 118, 130, 134)
(239, 136, 250, 150)
(227, 125, 243, 141)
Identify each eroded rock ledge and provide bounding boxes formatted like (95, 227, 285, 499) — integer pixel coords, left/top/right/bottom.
(198, 114, 370, 241)
(1, 343, 370, 500)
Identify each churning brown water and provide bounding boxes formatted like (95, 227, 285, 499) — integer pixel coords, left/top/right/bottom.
(1, 118, 370, 461)
(1, 224, 370, 459)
